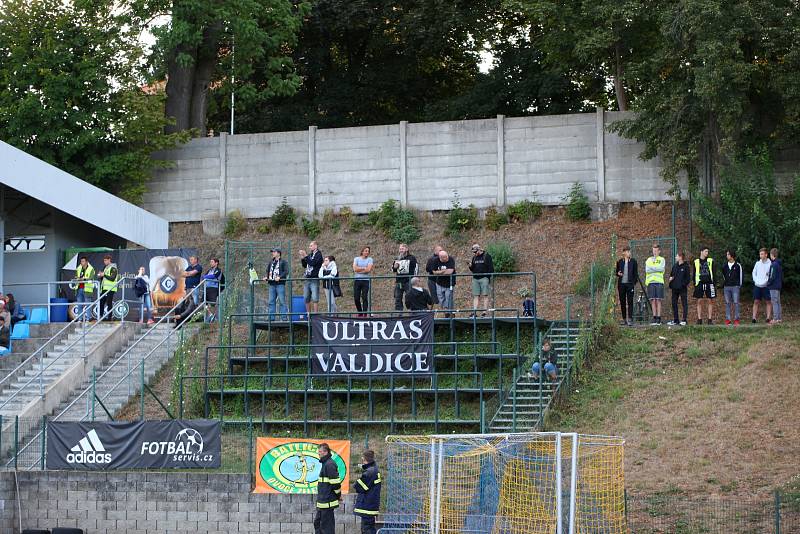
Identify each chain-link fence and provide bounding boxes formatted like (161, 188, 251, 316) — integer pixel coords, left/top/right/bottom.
(626, 237, 678, 324)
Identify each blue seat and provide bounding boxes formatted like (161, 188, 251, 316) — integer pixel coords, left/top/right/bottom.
(10, 323, 29, 339)
(27, 308, 48, 324)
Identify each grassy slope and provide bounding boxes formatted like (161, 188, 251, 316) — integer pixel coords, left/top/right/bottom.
(546, 323, 800, 498)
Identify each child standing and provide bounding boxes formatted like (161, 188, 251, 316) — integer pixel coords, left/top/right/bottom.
(667, 252, 690, 326)
(767, 248, 783, 324)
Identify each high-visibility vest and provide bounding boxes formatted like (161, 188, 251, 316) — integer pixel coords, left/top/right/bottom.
(76, 264, 96, 294)
(645, 256, 665, 285)
(694, 258, 714, 285)
(101, 264, 119, 292)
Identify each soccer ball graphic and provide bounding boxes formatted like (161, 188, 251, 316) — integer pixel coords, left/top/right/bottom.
(175, 428, 204, 454)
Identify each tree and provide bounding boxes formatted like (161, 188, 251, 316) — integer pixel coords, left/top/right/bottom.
(0, 0, 189, 202)
(610, 0, 800, 194)
(149, 0, 307, 136)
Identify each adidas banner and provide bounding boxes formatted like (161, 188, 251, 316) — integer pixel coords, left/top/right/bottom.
(310, 312, 434, 375)
(46, 420, 221, 470)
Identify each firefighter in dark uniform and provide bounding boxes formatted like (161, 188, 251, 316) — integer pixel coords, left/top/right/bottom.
(315, 443, 341, 534)
(353, 449, 381, 534)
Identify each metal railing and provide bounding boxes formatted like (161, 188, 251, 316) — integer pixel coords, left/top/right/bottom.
(4, 277, 141, 320)
(0, 276, 130, 411)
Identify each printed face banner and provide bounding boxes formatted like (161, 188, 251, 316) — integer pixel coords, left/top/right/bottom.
(254, 438, 350, 494)
(310, 313, 434, 375)
(46, 420, 221, 470)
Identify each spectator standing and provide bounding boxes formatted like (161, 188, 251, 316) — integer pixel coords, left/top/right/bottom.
(693, 247, 716, 325)
(353, 247, 374, 317)
(0, 317, 9, 355)
(135, 266, 154, 325)
(74, 256, 95, 320)
(180, 256, 203, 305)
(468, 244, 494, 317)
(644, 244, 666, 325)
(751, 248, 772, 323)
(352, 449, 381, 534)
(768, 248, 783, 324)
(433, 250, 456, 317)
(300, 242, 324, 315)
(321, 256, 340, 313)
(314, 443, 341, 534)
(722, 250, 743, 326)
(202, 258, 225, 322)
(392, 244, 418, 311)
(424, 246, 443, 307)
(530, 339, 557, 383)
(667, 252, 690, 326)
(264, 249, 289, 321)
(615, 246, 638, 326)
(96, 254, 119, 321)
(405, 277, 433, 311)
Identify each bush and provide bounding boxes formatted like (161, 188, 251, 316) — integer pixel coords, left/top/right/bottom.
(573, 261, 614, 296)
(485, 206, 508, 230)
(347, 217, 366, 233)
(224, 210, 247, 238)
(271, 197, 296, 228)
(301, 217, 321, 239)
(367, 199, 421, 243)
(485, 242, 516, 273)
(563, 182, 591, 221)
(338, 206, 353, 221)
(256, 222, 270, 234)
(507, 199, 543, 223)
(445, 192, 479, 236)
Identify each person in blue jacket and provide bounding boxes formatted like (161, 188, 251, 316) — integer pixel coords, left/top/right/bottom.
(768, 248, 783, 324)
(353, 449, 381, 534)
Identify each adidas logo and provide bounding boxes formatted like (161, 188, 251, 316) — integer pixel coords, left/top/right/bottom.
(66, 429, 112, 464)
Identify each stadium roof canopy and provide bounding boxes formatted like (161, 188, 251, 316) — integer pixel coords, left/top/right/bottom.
(0, 141, 168, 248)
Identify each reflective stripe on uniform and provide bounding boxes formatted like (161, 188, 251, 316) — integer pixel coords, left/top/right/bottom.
(357, 479, 369, 491)
(354, 508, 379, 515)
(319, 477, 342, 484)
(317, 500, 339, 509)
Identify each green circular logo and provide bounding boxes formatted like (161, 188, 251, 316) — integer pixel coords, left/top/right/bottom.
(259, 442, 347, 494)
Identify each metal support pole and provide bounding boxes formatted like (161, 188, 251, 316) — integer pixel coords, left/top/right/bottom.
(428, 440, 436, 534)
(40, 415, 47, 469)
(435, 439, 444, 534)
(13, 416, 18, 470)
(91, 369, 96, 421)
(140, 359, 145, 420)
(512, 368, 517, 432)
(568, 433, 578, 534)
(556, 432, 563, 534)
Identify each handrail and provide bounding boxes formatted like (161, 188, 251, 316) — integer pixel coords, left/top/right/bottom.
(0, 276, 131, 409)
(53, 281, 208, 422)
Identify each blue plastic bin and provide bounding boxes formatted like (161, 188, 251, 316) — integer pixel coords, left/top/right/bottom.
(50, 298, 69, 322)
(290, 295, 307, 322)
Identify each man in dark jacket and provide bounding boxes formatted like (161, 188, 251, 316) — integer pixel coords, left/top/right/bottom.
(668, 252, 691, 326)
(264, 249, 290, 320)
(315, 443, 341, 534)
(301, 242, 324, 314)
(172, 295, 198, 328)
(392, 244, 418, 311)
(353, 449, 381, 534)
(424, 246, 443, 307)
(722, 250, 743, 326)
(768, 248, 783, 324)
(468, 244, 494, 317)
(615, 246, 638, 326)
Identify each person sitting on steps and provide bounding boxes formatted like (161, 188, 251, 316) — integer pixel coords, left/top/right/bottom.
(529, 339, 557, 385)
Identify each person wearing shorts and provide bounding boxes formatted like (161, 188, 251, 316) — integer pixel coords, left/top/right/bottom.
(300, 241, 323, 314)
(468, 244, 494, 317)
(751, 248, 772, 323)
(644, 243, 666, 325)
(693, 247, 716, 325)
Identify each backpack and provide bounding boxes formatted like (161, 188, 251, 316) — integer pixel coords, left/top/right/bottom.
(134, 277, 148, 298)
(522, 298, 536, 317)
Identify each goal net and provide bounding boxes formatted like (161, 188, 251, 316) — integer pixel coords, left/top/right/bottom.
(382, 432, 625, 534)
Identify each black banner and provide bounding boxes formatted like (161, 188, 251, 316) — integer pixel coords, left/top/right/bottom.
(310, 313, 434, 375)
(46, 419, 221, 470)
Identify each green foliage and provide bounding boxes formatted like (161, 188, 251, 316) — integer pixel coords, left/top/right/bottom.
(256, 223, 270, 234)
(573, 261, 614, 296)
(563, 182, 591, 221)
(347, 217, 366, 233)
(507, 199, 543, 223)
(367, 200, 421, 243)
(485, 242, 516, 274)
(484, 207, 509, 230)
(301, 217, 321, 239)
(271, 198, 296, 228)
(224, 210, 247, 238)
(445, 193, 479, 236)
(0, 0, 189, 202)
(694, 151, 800, 289)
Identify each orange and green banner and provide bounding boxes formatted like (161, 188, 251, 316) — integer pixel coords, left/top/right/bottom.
(254, 437, 351, 494)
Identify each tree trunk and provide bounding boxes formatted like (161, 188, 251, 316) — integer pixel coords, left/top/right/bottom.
(613, 42, 628, 112)
(189, 24, 223, 136)
(165, 44, 197, 134)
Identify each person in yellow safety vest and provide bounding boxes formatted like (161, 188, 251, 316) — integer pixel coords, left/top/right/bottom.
(644, 243, 666, 325)
(314, 443, 341, 534)
(75, 256, 95, 320)
(97, 254, 119, 321)
(693, 247, 716, 325)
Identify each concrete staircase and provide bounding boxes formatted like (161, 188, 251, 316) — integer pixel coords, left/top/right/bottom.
(490, 322, 583, 432)
(0, 323, 119, 416)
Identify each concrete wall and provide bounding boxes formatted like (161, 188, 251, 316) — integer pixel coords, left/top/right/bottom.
(143, 109, 794, 222)
(0, 470, 363, 534)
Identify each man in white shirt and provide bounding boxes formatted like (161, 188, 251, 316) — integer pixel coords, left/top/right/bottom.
(751, 247, 772, 323)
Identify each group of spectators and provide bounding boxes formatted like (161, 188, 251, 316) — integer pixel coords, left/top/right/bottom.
(0, 293, 23, 353)
(262, 241, 496, 319)
(617, 243, 784, 326)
